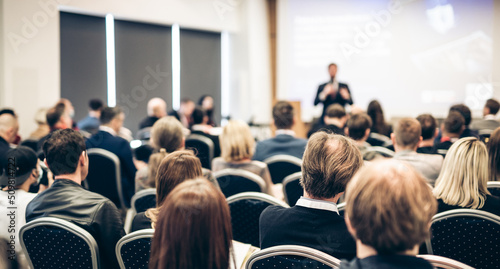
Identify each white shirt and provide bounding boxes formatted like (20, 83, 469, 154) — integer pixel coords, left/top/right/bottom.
(275, 129, 296, 137)
(295, 196, 339, 214)
(99, 125, 117, 136)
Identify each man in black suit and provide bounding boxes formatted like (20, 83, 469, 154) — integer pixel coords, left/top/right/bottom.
(259, 132, 362, 259)
(314, 63, 353, 123)
(86, 107, 137, 206)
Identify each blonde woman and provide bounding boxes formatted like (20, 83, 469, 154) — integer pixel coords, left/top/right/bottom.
(433, 137, 500, 215)
(212, 120, 275, 196)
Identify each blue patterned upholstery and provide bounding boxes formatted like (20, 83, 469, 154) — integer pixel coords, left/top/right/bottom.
(251, 255, 334, 269)
(246, 245, 340, 269)
(185, 134, 214, 170)
(215, 170, 265, 198)
(428, 210, 500, 268)
(133, 194, 156, 213)
(283, 175, 302, 206)
(116, 229, 153, 269)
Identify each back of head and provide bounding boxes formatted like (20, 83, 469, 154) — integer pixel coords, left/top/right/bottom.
(0, 146, 38, 187)
(100, 106, 122, 125)
(488, 127, 500, 181)
(220, 120, 255, 162)
(147, 98, 167, 117)
(46, 103, 66, 128)
(272, 101, 294, 130)
(346, 159, 437, 254)
(367, 100, 387, 133)
(434, 137, 490, 209)
(449, 104, 471, 126)
(443, 111, 465, 135)
(347, 113, 372, 140)
(300, 132, 362, 199)
(150, 178, 233, 269)
(134, 144, 153, 163)
(325, 104, 346, 119)
(394, 118, 421, 149)
(485, 98, 500, 115)
(0, 113, 18, 141)
(192, 107, 206, 125)
(43, 129, 86, 176)
(150, 116, 184, 152)
(89, 99, 104, 111)
(416, 114, 437, 140)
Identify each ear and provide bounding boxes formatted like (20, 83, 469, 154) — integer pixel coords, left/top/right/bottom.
(44, 159, 49, 168)
(79, 151, 86, 167)
(419, 136, 423, 143)
(390, 133, 396, 145)
(344, 128, 349, 136)
(364, 128, 370, 138)
(180, 137, 185, 150)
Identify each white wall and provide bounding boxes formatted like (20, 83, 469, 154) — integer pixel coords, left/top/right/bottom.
(1, 0, 271, 137)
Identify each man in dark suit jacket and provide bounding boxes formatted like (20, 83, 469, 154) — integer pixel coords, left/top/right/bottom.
(253, 101, 307, 161)
(86, 107, 137, 206)
(259, 132, 362, 259)
(314, 63, 353, 123)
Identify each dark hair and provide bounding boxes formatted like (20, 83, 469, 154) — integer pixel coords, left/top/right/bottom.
(444, 111, 465, 134)
(416, 114, 437, 140)
(46, 103, 66, 128)
(347, 113, 372, 140)
(192, 107, 206, 125)
(133, 144, 153, 163)
(449, 104, 472, 126)
(272, 101, 294, 129)
(325, 104, 346, 119)
(328, 63, 337, 69)
(367, 100, 391, 136)
(197, 95, 211, 106)
(0, 109, 16, 116)
(488, 127, 500, 181)
(485, 99, 500, 115)
(149, 178, 234, 269)
(42, 129, 86, 176)
(100, 106, 123, 125)
(89, 99, 104, 111)
(181, 98, 193, 104)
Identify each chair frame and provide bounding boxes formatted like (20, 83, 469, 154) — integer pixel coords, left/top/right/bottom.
(130, 188, 157, 214)
(87, 148, 127, 209)
(136, 127, 152, 141)
(214, 168, 267, 194)
(185, 134, 215, 168)
(20, 217, 100, 269)
(425, 209, 500, 254)
(282, 171, 302, 205)
(227, 191, 290, 208)
(364, 146, 395, 157)
(487, 181, 500, 189)
(418, 254, 474, 269)
(245, 245, 341, 269)
(263, 155, 302, 184)
(115, 229, 154, 269)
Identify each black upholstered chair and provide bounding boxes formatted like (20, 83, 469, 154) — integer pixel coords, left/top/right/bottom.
(425, 209, 500, 268)
(214, 168, 266, 198)
(418, 255, 474, 269)
(86, 148, 127, 209)
(131, 189, 157, 214)
(366, 132, 392, 147)
(20, 217, 100, 269)
(136, 127, 152, 141)
(282, 172, 302, 206)
(227, 192, 289, 247)
(245, 245, 341, 269)
(185, 134, 214, 169)
(116, 229, 154, 269)
(263, 155, 302, 184)
(487, 181, 500, 197)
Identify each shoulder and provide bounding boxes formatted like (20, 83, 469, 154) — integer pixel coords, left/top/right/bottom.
(261, 205, 292, 220)
(249, 160, 268, 170)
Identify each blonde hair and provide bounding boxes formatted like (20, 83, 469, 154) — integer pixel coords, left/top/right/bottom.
(150, 116, 184, 152)
(220, 120, 255, 162)
(433, 137, 491, 209)
(145, 149, 168, 188)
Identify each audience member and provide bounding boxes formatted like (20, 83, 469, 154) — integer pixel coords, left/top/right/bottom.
(139, 98, 167, 130)
(254, 101, 307, 161)
(340, 160, 437, 269)
(416, 113, 438, 154)
(26, 129, 124, 269)
(198, 94, 217, 126)
(488, 127, 500, 181)
(57, 98, 76, 129)
(131, 150, 203, 231)
(470, 98, 500, 132)
(191, 107, 221, 157)
(449, 104, 478, 138)
(29, 108, 50, 140)
(434, 111, 465, 155)
(391, 118, 443, 185)
(77, 99, 104, 134)
(346, 113, 372, 153)
(260, 132, 361, 259)
(169, 98, 195, 128)
(0, 113, 18, 158)
(307, 104, 347, 137)
(86, 106, 137, 206)
(149, 178, 235, 269)
(132, 144, 153, 169)
(212, 120, 274, 196)
(434, 137, 500, 215)
(367, 100, 392, 137)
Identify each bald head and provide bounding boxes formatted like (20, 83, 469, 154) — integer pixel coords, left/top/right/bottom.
(0, 114, 19, 143)
(147, 98, 167, 118)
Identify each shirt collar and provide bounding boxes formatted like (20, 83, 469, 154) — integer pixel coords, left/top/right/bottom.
(296, 196, 339, 214)
(484, 114, 496, 120)
(99, 125, 117, 136)
(276, 129, 296, 137)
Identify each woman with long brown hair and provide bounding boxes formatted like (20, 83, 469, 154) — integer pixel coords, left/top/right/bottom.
(149, 178, 235, 269)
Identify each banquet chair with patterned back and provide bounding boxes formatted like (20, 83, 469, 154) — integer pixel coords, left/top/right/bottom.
(246, 245, 341, 269)
(116, 229, 154, 269)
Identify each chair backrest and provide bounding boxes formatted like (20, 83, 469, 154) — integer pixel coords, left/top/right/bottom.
(367, 132, 392, 147)
(20, 217, 100, 269)
(487, 181, 500, 197)
(116, 229, 154, 269)
(246, 245, 341, 269)
(364, 146, 395, 158)
(227, 192, 289, 247)
(263, 155, 302, 184)
(185, 134, 215, 169)
(282, 171, 303, 206)
(131, 189, 157, 214)
(214, 168, 266, 198)
(425, 209, 500, 268)
(86, 148, 127, 209)
(136, 127, 152, 141)
(418, 255, 474, 269)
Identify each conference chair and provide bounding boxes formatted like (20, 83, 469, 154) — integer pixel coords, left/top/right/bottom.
(136, 127, 152, 141)
(418, 255, 474, 269)
(425, 209, 500, 268)
(86, 148, 127, 209)
(185, 134, 215, 169)
(478, 129, 493, 144)
(263, 154, 302, 184)
(214, 168, 266, 198)
(124, 189, 157, 233)
(20, 217, 100, 269)
(115, 229, 154, 269)
(227, 192, 289, 247)
(363, 146, 395, 160)
(487, 181, 500, 197)
(367, 132, 392, 147)
(245, 245, 341, 269)
(282, 171, 302, 206)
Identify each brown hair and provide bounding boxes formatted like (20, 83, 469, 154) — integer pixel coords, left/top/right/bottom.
(485, 98, 500, 115)
(300, 132, 362, 199)
(347, 113, 372, 140)
(444, 111, 465, 135)
(346, 160, 437, 254)
(488, 127, 500, 181)
(325, 104, 346, 119)
(145, 150, 203, 225)
(394, 118, 421, 149)
(149, 178, 234, 269)
(220, 120, 255, 162)
(150, 116, 184, 152)
(416, 114, 437, 140)
(272, 101, 294, 129)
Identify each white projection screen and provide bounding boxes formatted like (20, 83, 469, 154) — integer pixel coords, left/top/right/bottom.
(277, 0, 499, 122)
